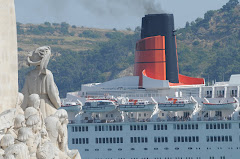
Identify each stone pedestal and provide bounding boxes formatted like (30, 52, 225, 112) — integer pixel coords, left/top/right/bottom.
(0, 0, 18, 113)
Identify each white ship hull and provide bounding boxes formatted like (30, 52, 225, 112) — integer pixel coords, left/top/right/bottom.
(68, 120, 240, 159)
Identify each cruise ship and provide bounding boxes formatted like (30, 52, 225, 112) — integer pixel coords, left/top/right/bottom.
(62, 14, 240, 159)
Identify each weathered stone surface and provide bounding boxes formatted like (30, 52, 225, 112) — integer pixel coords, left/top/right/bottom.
(0, 0, 18, 113)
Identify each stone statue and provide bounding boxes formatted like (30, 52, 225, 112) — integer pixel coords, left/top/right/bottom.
(16, 93, 24, 115)
(14, 114, 26, 136)
(27, 94, 44, 128)
(4, 143, 30, 159)
(54, 110, 81, 159)
(0, 134, 14, 151)
(44, 115, 63, 148)
(21, 46, 61, 118)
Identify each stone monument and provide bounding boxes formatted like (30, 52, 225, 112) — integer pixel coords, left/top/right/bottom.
(0, 0, 18, 113)
(0, 1, 81, 158)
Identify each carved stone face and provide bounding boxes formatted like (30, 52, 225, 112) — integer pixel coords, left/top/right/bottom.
(27, 46, 51, 74)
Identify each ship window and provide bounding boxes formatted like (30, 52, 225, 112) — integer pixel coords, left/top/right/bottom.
(154, 148, 158, 150)
(130, 125, 133, 130)
(192, 124, 195, 129)
(120, 125, 123, 131)
(110, 138, 112, 143)
(72, 127, 74, 132)
(144, 113, 146, 117)
(225, 136, 228, 142)
(145, 125, 147, 130)
(154, 137, 157, 142)
(177, 124, 180, 130)
(181, 124, 183, 130)
(189, 136, 191, 142)
(141, 125, 144, 130)
(108, 148, 112, 151)
(206, 136, 209, 142)
(214, 136, 217, 142)
(95, 149, 99, 151)
(72, 138, 75, 144)
(96, 138, 98, 143)
(75, 127, 78, 132)
(86, 138, 89, 144)
(117, 137, 120, 143)
(137, 125, 140, 130)
(99, 138, 102, 143)
(144, 148, 148, 150)
(196, 124, 198, 129)
(130, 137, 133, 143)
(113, 138, 116, 143)
(85, 149, 89, 151)
(131, 148, 135, 150)
(82, 126, 85, 131)
(145, 137, 148, 143)
(138, 137, 140, 143)
(118, 148, 122, 151)
(116, 125, 119, 131)
(193, 136, 195, 142)
(229, 123, 232, 129)
(99, 126, 101, 131)
(153, 124, 158, 130)
(134, 137, 137, 143)
(225, 123, 228, 129)
(206, 124, 209, 129)
(181, 137, 184, 142)
(86, 126, 89, 131)
(106, 126, 109, 131)
(83, 138, 86, 144)
(79, 138, 82, 144)
(141, 137, 144, 143)
(113, 125, 115, 131)
(103, 138, 105, 143)
(111, 114, 113, 117)
(210, 124, 213, 129)
(75, 138, 78, 144)
(221, 123, 224, 129)
(106, 138, 109, 143)
(196, 136, 199, 142)
(174, 137, 176, 142)
(229, 136, 232, 142)
(165, 137, 168, 142)
(120, 137, 123, 143)
(109, 126, 112, 131)
(184, 124, 187, 129)
(95, 126, 97, 131)
(218, 136, 221, 142)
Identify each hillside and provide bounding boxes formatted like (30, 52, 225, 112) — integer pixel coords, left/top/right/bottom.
(18, 0, 240, 97)
(176, 0, 240, 82)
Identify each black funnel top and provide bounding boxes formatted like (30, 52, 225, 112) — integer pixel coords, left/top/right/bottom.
(141, 14, 179, 83)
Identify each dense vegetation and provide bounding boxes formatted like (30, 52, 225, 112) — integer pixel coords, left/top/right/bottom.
(18, 0, 240, 97)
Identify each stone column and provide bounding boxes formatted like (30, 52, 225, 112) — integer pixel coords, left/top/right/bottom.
(0, 0, 18, 113)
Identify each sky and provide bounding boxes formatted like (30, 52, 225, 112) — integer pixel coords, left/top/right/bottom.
(15, 0, 230, 30)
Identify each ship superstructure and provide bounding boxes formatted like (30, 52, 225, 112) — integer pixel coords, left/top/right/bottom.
(62, 14, 240, 159)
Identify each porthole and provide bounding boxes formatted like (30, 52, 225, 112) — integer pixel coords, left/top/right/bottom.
(85, 149, 89, 151)
(154, 148, 158, 150)
(131, 148, 135, 150)
(175, 147, 179, 150)
(108, 148, 112, 151)
(118, 148, 122, 151)
(144, 148, 148, 150)
(188, 147, 192, 150)
(95, 149, 99, 151)
(164, 147, 169, 150)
